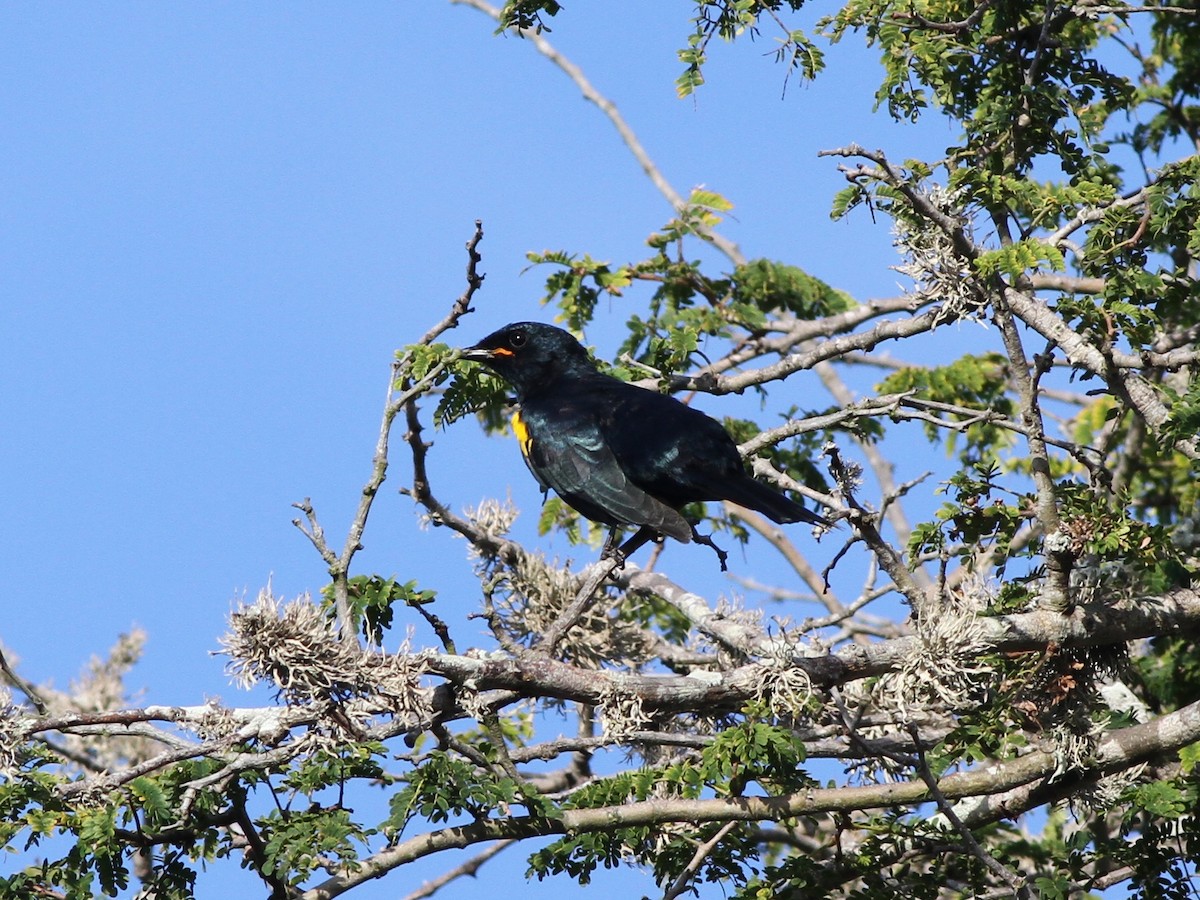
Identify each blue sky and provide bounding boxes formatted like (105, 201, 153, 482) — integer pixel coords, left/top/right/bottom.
(1, 3, 968, 897)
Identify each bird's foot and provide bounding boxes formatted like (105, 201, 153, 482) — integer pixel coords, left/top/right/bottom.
(599, 545, 628, 570)
(600, 527, 629, 570)
(617, 526, 656, 564)
(690, 525, 729, 572)
(598, 525, 657, 571)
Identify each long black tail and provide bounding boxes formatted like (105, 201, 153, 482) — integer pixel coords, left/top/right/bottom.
(721, 475, 830, 527)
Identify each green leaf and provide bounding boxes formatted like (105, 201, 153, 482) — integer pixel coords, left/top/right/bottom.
(973, 239, 1065, 280)
(321, 575, 436, 643)
(731, 259, 854, 319)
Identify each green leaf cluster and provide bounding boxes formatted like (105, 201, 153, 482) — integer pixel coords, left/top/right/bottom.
(434, 357, 512, 431)
(385, 751, 555, 838)
(260, 806, 368, 887)
(908, 460, 1030, 575)
(731, 258, 855, 320)
(321, 575, 435, 644)
(529, 716, 814, 887)
(878, 354, 1015, 460)
(0, 759, 220, 900)
(676, 2, 814, 97)
(524, 250, 632, 334)
(498, 0, 561, 33)
(973, 239, 1064, 280)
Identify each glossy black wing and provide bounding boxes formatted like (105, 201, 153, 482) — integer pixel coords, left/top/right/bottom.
(518, 403, 692, 542)
(600, 381, 829, 525)
(599, 383, 743, 504)
(511, 410, 552, 494)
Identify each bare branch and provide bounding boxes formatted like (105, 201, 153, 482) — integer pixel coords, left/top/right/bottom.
(401, 840, 516, 900)
(536, 558, 622, 654)
(618, 566, 770, 657)
(909, 724, 1032, 898)
(416, 219, 485, 346)
(662, 821, 740, 900)
(0, 645, 48, 714)
(452, 0, 744, 264)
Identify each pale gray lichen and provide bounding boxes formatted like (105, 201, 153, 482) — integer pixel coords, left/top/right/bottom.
(752, 638, 814, 719)
(597, 679, 649, 741)
(891, 186, 986, 325)
(872, 581, 994, 722)
(464, 498, 520, 547)
(0, 688, 27, 778)
(219, 587, 430, 724)
(488, 552, 653, 668)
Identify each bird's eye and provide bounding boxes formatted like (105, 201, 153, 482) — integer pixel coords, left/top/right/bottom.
(509, 331, 527, 348)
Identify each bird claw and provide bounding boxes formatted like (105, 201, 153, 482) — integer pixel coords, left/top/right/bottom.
(598, 525, 659, 570)
(600, 527, 636, 571)
(602, 524, 728, 572)
(599, 544, 628, 570)
(689, 526, 729, 572)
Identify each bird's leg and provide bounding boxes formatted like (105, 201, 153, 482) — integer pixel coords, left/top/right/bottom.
(689, 524, 729, 572)
(600, 526, 630, 569)
(611, 525, 656, 566)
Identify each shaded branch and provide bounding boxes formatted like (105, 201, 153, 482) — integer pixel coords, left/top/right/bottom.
(992, 293, 1071, 611)
(909, 724, 1031, 898)
(304, 694, 1200, 899)
(1003, 287, 1198, 459)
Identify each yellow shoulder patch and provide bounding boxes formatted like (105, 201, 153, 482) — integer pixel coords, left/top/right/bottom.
(511, 409, 535, 460)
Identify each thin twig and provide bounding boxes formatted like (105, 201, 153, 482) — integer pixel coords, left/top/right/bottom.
(824, 444, 925, 609)
(452, 0, 744, 265)
(0, 645, 48, 714)
(537, 558, 621, 653)
(662, 820, 739, 900)
(729, 505, 834, 602)
(417, 219, 485, 345)
(295, 221, 488, 642)
(400, 394, 526, 565)
(908, 724, 1032, 899)
(401, 839, 517, 900)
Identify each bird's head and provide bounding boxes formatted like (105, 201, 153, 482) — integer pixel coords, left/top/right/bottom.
(462, 322, 594, 397)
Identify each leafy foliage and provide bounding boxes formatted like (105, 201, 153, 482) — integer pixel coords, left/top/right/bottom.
(731, 258, 855, 320)
(878, 354, 1015, 460)
(321, 575, 436, 645)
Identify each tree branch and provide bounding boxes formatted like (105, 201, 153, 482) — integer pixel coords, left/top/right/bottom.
(303, 693, 1200, 899)
(452, 0, 744, 264)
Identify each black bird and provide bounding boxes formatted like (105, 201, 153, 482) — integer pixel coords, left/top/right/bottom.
(461, 322, 829, 569)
